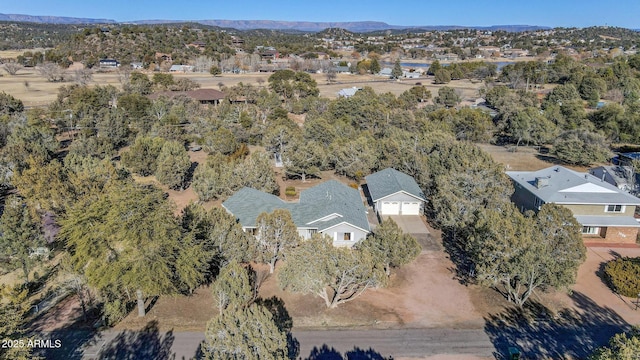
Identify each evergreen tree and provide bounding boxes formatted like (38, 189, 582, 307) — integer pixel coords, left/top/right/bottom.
(0, 196, 45, 282)
(357, 218, 421, 276)
(155, 140, 191, 189)
(211, 261, 254, 315)
(255, 209, 300, 274)
(278, 234, 386, 308)
(60, 182, 206, 319)
(391, 59, 403, 79)
(202, 304, 288, 360)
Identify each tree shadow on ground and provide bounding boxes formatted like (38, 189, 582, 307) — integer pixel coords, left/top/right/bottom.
(255, 296, 299, 359)
(440, 228, 475, 285)
(485, 291, 630, 359)
(30, 295, 101, 360)
(96, 320, 175, 360)
(305, 345, 392, 360)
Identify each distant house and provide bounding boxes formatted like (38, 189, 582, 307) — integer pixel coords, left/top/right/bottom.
(589, 166, 637, 193)
(334, 66, 351, 74)
(617, 152, 640, 167)
(99, 59, 119, 68)
(507, 166, 640, 244)
(187, 41, 206, 50)
(256, 46, 279, 61)
(169, 64, 194, 72)
(155, 52, 173, 63)
(434, 53, 459, 62)
(131, 62, 144, 69)
(403, 70, 420, 79)
(378, 68, 393, 77)
(223, 180, 370, 247)
(365, 168, 426, 216)
(148, 88, 225, 105)
(337, 87, 360, 98)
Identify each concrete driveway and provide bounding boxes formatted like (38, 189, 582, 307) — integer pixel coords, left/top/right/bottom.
(383, 215, 440, 251)
(384, 215, 429, 234)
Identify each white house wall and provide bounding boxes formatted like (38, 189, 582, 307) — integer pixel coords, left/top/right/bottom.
(375, 192, 424, 215)
(320, 223, 368, 248)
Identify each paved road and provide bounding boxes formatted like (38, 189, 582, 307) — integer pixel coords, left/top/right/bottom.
(64, 328, 495, 359)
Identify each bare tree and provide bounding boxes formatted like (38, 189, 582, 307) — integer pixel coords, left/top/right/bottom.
(194, 56, 214, 73)
(73, 68, 93, 86)
(326, 67, 337, 83)
(117, 66, 132, 88)
(3, 63, 23, 76)
(38, 62, 65, 82)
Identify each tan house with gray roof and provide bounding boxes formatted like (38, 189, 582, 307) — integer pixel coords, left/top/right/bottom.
(507, 166, 640, 244)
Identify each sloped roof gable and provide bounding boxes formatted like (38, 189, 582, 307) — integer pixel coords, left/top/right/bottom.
(507, 166, 640, 205)
(222, 180, 369, 232)
(365, 168, 426, 202)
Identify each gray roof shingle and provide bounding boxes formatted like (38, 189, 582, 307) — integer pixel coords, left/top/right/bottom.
(365, 168, 426, 202)
(507, 166, 640, 205)
(222, 180, 369, 232)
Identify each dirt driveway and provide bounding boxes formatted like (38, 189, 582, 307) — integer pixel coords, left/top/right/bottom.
(567, 246, 640, 324)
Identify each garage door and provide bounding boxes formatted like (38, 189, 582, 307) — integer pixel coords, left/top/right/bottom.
(401, 201, 421, 215)
(380, 201, 400, 215)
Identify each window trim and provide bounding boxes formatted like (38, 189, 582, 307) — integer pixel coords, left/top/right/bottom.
(604, 204, 625, 213)
(581, 226, 600, 235)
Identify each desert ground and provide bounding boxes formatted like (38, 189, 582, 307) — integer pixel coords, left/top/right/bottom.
(0, 65, 490, 108)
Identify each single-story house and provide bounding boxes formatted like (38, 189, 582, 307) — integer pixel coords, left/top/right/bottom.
(222, 180, 370, 247)
(365, 168, 427, 216)
(169, 64, 194, 72)
(131, 62, 144, 69)
(507, 166, 640, 244)
(403, 70, 421, 79)
(337, 87, 361, 98)
(378, 68, 393, 77)
(99, 59, 119, 68)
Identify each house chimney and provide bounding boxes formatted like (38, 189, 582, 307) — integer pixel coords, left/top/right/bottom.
(602, 172, 606, 182)
(535, 177, 549, 189)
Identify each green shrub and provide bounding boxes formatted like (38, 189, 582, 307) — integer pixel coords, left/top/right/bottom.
(604, 257, 640, 298)
(285, 186, 296, 197)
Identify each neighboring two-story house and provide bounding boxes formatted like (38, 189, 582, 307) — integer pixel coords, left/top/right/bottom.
(222, 180, 370, 247)
(507, 166, 640, 244)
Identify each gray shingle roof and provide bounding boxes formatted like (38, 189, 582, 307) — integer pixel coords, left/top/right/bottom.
(222, 180, 369, 232)
(506, 166, 640, 205)
(575, 215, 640, 227)
(365, 168, 426, 202)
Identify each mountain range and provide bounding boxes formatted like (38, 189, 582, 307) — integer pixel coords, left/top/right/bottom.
(0, 13, 550, 32)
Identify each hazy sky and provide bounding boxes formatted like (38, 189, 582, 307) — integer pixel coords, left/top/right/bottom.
(2, 0, 639, 28)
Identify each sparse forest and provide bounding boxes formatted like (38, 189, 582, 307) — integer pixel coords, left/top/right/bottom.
(1, 21, 640, 359)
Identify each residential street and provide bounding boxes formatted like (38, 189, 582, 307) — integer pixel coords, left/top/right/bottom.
(42, 327, 496, 359)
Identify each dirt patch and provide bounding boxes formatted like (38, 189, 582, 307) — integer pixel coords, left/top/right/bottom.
(113, 287, 217, 332)
(30, 295, 93, 332)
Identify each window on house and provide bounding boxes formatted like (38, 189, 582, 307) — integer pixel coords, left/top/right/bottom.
(534, 197, 543, 209)
(605, 205, 624, 213)
(581, 226, 600, 235)
(343, 232, 351, 241)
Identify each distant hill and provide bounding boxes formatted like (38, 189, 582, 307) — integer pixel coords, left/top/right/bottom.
(0, 13, 116, 24)
(0, 13, 550, 32)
